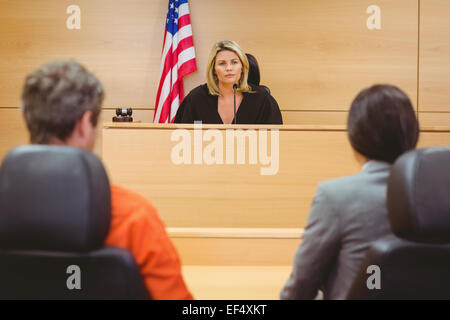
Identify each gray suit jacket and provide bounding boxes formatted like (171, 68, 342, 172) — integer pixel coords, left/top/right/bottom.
(280, 160, 392, 300)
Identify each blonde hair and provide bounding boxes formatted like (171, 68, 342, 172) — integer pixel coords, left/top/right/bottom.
(206, 40, 252, 96)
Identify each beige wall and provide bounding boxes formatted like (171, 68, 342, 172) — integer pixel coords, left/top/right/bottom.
(0, 1, 418, 110)
(418, 0, 450, 126)
(0, 0, 449, 160)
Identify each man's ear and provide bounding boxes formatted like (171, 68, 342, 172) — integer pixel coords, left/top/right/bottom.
(77, 111, 93, 138)
(70, 111, 97, 151)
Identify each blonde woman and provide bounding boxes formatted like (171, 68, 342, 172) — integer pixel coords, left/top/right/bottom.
(174, 40, 282, 124)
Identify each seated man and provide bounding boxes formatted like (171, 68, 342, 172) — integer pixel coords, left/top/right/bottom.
(20, 60, 193, 300)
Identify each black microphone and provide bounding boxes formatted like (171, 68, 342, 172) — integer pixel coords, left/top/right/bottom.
(233, 84, 237, 124)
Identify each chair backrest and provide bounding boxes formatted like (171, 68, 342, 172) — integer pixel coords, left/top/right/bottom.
(0, 146, 149, 299)
(347, 147, 450, 299)
(246, 53, 271, 94)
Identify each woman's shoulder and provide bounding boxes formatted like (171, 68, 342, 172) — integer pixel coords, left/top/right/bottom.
(247, 84, 273, 100)
(247, 84, 275, 105)
(317, 165, 390, 202)
(249, 84, 269, 94)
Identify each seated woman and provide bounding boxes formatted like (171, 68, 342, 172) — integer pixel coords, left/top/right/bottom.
(280, 84, 419, 300)
(174, 40, 282, 124)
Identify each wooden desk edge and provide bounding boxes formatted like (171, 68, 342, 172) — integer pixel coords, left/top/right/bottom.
(103, 122, 450, 132)
(167, 227, 304, 239)
(103, 122, 346, 131)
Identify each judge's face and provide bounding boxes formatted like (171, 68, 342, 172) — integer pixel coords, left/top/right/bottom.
(214, 50, 243, 88)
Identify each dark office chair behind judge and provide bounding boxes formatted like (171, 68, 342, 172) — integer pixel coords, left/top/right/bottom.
(347, 147, 450, 299)
(246, 53, 271, 94)
(0, 146, 149, 299)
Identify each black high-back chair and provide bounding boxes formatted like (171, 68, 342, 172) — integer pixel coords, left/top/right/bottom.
(246, 53, 271, 94)
(347, 147, 450, 299)
(0, 146, 149, 299)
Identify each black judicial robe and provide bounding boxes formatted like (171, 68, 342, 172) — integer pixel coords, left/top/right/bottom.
(174, 84, 283, 124)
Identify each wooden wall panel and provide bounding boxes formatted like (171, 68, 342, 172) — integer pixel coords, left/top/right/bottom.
(169, 227, 302, 266)
(108, 109, 349, 126)
(0, 0, 418, 117)
(182, 265, 291, 300)
(0, 107, 347, 163)
(3, 105, 449, 165)
(103, 109, 349, 126)
(282, 111, 348, 126)
(0, 0, 166, 109)
(0, 107, 155, 161)
(0, 108, 28, 162)
(418, 131, 450, 148)
(419, 0, 450, 113)
(102, 124, 360, 228)
(102, 124, 450, 229)
(419, 112, 450, 128)
(189, 0, 418, 111)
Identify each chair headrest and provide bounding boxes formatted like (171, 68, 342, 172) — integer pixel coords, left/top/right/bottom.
(0, 146, 111, 251)
(387, 147, 450, 244)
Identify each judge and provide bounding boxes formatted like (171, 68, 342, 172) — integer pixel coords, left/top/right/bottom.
(174, 40, 283, 124)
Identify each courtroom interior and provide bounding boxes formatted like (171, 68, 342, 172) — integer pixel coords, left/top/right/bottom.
(0, 0, 449, 301)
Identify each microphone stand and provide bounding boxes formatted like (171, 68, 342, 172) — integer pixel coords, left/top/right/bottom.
(233, 84, 237, 124)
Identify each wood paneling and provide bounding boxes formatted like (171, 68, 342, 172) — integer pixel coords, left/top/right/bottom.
(0, 107, 349, 162)
(182, 265, 291, 300)
(419, 0, 450, 112)
(419, 112, 450, 129)
(189, 0, 418, 111)
(169, 228, 302, 266)
(0, 107, 155, 161)
(102, 123, 450, 228)
(0, 0, 418, 115)
(282, 111, 348, 125)
(0, 108, 28, 162)
(102, 124, 359, 228)
(103, 109, 349, 126)
(0, 0, 166, 109)
(418, 130, 450, 148)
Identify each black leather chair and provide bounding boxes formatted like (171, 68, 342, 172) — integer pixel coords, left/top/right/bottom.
(0, 146, 149, 299)
(347, 147, 450, 299)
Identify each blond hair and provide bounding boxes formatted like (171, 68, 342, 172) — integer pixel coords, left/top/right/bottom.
(206, 40, 252, 96)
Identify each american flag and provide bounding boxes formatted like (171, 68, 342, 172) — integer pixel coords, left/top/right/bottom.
(153, 0, 197, 123)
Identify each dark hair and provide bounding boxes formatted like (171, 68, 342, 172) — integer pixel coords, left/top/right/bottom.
(246, 53, 260, 86)
(21, 60, 104, 144)
(347, 84, 419, 163)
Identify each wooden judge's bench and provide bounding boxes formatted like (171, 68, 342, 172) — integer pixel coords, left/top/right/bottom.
(102, 123, 450, 299)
